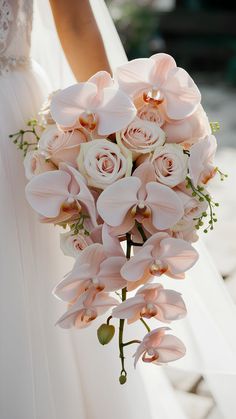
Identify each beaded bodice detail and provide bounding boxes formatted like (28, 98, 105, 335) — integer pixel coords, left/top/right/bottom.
(0, 0, 33, 75)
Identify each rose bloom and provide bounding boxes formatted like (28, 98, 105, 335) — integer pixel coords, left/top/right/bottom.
(39, 125, 88, 167)
(151, 144, 188, 188)
(163, 105, 211, 147)
(24, 150, 56, 180)
(77, 139, 132, 190)
(172, 189, 208, 231)
(137, 102, 165, 126)
(60, 230, 94, 258)
(116, 117, 165, 160)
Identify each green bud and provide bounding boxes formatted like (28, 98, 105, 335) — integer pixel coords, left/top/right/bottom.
(119, 374, 127, 385)
(97, 324, 115, 345)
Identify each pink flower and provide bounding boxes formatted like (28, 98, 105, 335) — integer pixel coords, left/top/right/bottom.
(173, 189, 208, 230)
(56, 289, 118, 329)
(170, 221, 199, 243)
(60, 230, 94, 258)
(188, 135, 217, 187)
(24, 150, 56, 180)
(39, 125, 88, 167)
(115, 53, 201, 120)
(77, 139, 132, 189)
(50, 71, 136, 136)
(116, 117, 165, 160)
(112, 283, 186, 324)
(25, 164, 97, 225)
(97, 162, 184, 236)
(121, 232, 198, 290)
(54, 230, 127, 302)
(151, 144, 188, 188)
(164, 105, 211, 145)
(137, 102, 165, 126)
(133, 327, 186, 367)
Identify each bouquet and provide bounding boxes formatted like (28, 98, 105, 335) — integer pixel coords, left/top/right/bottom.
(11, 54, 226, 385)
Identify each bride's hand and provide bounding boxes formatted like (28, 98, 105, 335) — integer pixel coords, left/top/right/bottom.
(49, 0, 111, 81)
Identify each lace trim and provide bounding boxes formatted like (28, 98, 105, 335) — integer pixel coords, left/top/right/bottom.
(0, 0, 14, 54)
(0, 55, 30, 76)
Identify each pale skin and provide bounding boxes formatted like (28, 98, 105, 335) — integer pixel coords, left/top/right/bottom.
(49, 0, 111, 81)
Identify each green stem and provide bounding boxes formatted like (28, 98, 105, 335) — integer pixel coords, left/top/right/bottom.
(106, 316, 112, 325)
(118, 234, 132, 382)
(136, 222, 147, 243)
(140, 317, 151, 333)
(122, 340, 141, 347)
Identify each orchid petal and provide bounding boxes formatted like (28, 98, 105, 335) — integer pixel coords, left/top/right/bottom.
(146, 182, 184, 229)
(25, 170, 71, 217)
(115, 58, 153, 95)
(97, 87, 137, 135)
(51, 83, 98, 127)
(162, 67, 201, 119)
(121, 245, 153, 282)
(97, 177, 141, 226)
(98, 256, 127, 291)
(155, 334, 186, 363)
(160, 237, 199, 274)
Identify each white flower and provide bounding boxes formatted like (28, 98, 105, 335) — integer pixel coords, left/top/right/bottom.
(77, 139, 132, 190)
(24, 150, 56, 180)
(60, 231, 93, 258)
(151, 144, 188, 187)
(116, 117, 165, 160)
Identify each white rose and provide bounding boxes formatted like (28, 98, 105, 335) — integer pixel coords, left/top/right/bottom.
(172, 189, 208, 231)
(77, 139, 132, 189)
(39, 125, 88, 167)
(24, 150, 56, 180)
(151, 144, 188, 187)
(60, 231, 93, 258)
(116, 117, 165, 160)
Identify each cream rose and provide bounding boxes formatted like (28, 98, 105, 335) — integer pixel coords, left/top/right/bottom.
(116, 117, 165, 160)
(151, 144, 188, 187)
(137, 103, 165, 126)
(77, 139, 132, 190)
(24, 150, 56, 180)
(172, 189, 208, 232)
(164, 105, 211, 146)
(60, 231, 93, 258)
(39, 125, 88, 167)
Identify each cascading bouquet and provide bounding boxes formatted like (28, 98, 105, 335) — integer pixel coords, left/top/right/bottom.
(11, 54, 226, 384)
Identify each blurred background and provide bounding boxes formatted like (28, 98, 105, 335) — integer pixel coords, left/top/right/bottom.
(106, 1, 236, 418)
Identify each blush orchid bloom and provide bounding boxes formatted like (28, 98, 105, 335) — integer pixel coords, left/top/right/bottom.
(50, 71, 137, 136)
(115, 53, 201, 120)
(134, 327, 186, 367)
(121, 232, 198, 290)
(25, 164, 97, 225)
(97, 162, 184, 236)
(57, 288, 118, 329)
(112, 283, 186, 324)
(54, 225, 127, 302)
(188, 135, 217, 187)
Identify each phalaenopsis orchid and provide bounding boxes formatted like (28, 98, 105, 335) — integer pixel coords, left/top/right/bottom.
(11, 53, 226, 384)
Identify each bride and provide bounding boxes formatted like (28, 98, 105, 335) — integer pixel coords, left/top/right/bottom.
(0, 1, 236, 418)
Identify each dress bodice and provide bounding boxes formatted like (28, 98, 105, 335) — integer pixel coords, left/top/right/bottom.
(0, 0, 33, 75)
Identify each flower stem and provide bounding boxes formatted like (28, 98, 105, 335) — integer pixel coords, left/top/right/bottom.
(106, 315, 112, 325)
(122, 339, 141, 347)
(118, 235, 132, 384)
(140, 317, 151, 333)
(136, 222, 147, 243)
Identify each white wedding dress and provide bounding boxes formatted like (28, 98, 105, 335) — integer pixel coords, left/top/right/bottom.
(0, 1, 188, 419)
(1, 1, 236, 419)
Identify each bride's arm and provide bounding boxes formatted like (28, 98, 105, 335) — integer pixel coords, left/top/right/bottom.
(49, 0, 111, 81)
